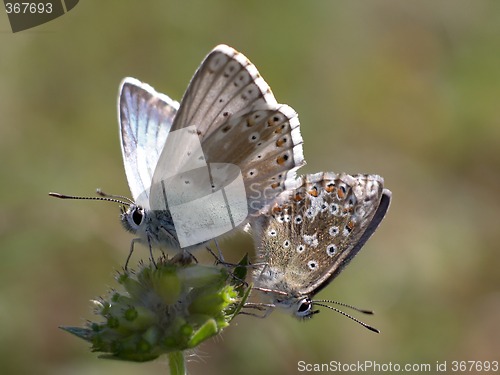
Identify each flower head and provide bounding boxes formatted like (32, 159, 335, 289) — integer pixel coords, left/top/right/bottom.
(62, 254, 251, 362)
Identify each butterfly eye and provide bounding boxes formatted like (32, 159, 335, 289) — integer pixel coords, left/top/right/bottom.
(296, 297, 312, 317)
(131, 206, 145, 226)
(120, 205, 145, 233)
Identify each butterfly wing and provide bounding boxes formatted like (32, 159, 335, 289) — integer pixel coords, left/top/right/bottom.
(119, 77, 179, 208)
(150, 45, 305, 217)
(253, 172, 391, 296)
(170, 44, 277, 138)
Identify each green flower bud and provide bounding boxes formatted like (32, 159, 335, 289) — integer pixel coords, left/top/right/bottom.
(61, 254, 251, 364)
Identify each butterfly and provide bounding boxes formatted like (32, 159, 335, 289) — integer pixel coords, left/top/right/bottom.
(51, 45, 305, 262)
(250, 172, 391, 326)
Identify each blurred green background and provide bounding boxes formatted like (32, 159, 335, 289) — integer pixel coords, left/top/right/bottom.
(1, 1, 500, 374)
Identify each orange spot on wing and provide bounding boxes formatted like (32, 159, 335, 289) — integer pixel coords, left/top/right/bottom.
(346, 220, 355, 232)
(276, 155, 289, 165)
(293, 193, 304, 202)
(337, 188, 345, 199)
(276, 138, 286, 147)
(308, 187, 318, 197)
(272, 205, 283, 214)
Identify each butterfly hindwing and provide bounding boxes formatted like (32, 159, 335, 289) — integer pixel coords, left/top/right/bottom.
(253, 173, 390, 296)
(151, 45, 305, 216)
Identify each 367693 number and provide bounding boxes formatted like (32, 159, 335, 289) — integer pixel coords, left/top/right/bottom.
(451, 361, 499, 372)
(5, 2, 53, 14)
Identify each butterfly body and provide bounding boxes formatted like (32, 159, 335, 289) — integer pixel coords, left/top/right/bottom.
(120, 204, 178, 248)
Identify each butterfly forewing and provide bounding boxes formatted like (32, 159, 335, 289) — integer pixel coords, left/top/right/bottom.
(119, 78, 179, 207)
(170, 45, 277, 138)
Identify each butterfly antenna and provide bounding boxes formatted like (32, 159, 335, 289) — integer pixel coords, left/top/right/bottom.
(95, 189, 135, 205)
(49, 192, 131, 206)
(314, 302, 380, 333)
(314, 299, 375, 315)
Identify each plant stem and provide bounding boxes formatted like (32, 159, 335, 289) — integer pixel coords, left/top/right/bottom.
(168, 351, 186, 375)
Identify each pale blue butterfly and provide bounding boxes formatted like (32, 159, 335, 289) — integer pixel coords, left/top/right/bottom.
(51, 45, 305, 263)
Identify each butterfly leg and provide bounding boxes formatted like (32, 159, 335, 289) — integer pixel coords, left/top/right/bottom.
(240, 302, 276, 318)
(201, 246, 247, 286)
(254, 261, 273, 280)
(205, 246, 267, 269)
(159, 225, 178, 248)
(205, 245, 233, 266)
(252, 286, 289, 297)
(146, 235, 158, 268)
(125, 237, 140, 270)
(214, 238, 225, 262)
